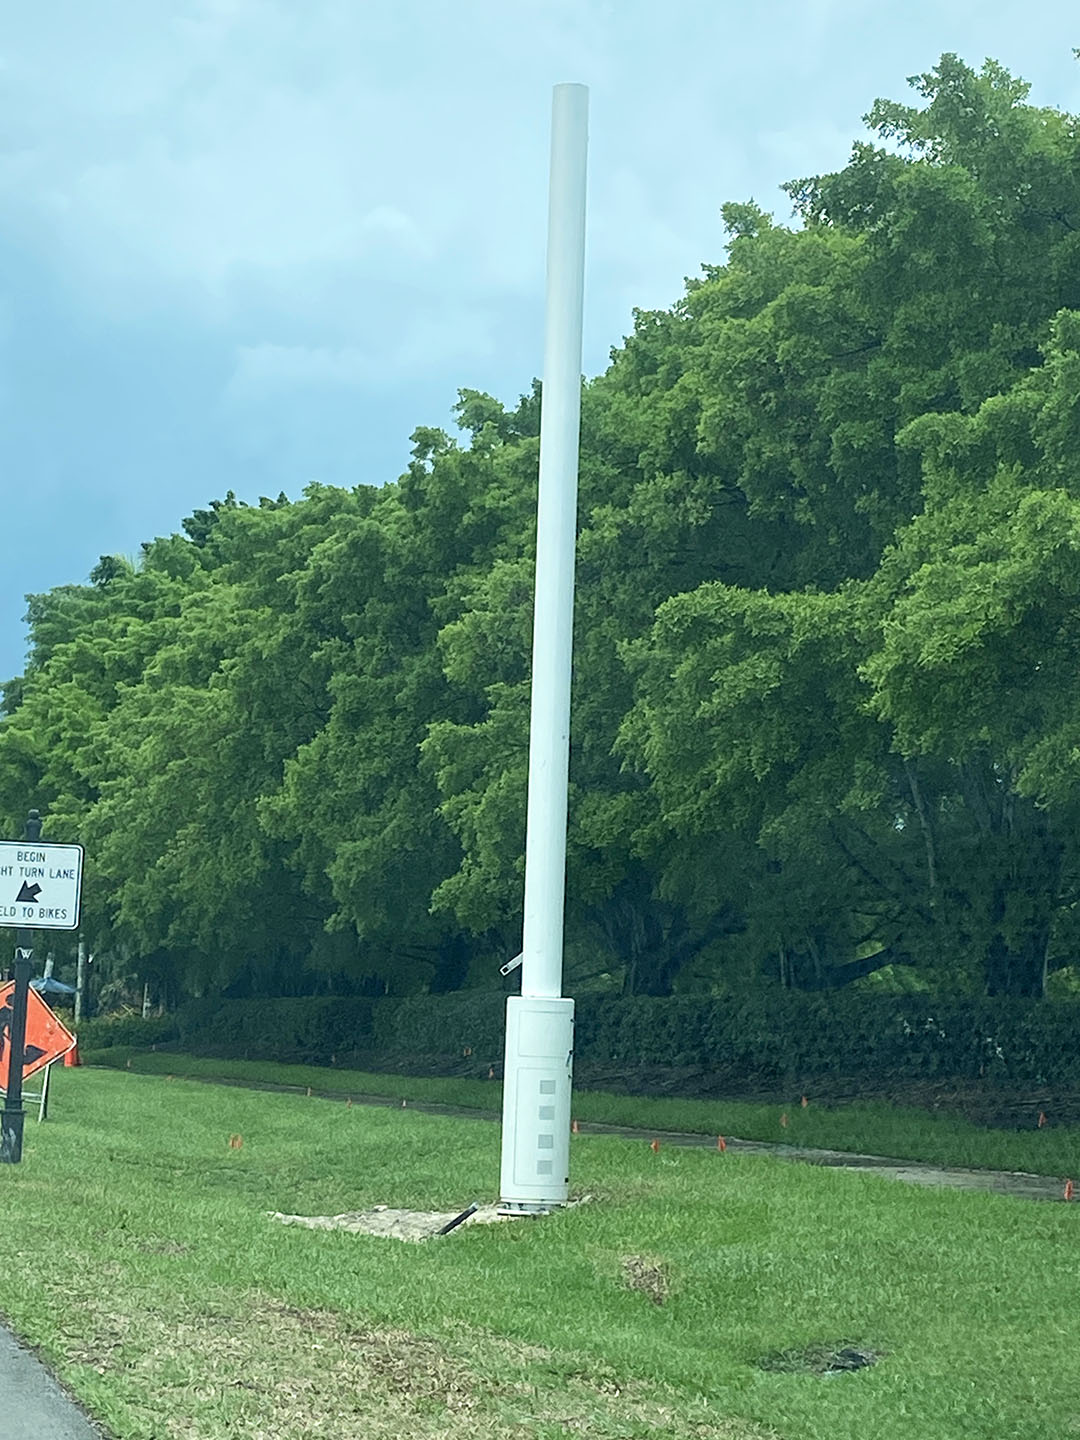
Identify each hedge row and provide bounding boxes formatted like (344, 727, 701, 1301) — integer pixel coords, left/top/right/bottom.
(77, 1012, 179, 1050)
(78, 989, 1080, 1089)
(78, 998, 377, 1061)
(574, 991, 1077, 1087)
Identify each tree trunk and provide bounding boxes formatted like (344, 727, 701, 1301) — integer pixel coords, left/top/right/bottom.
(904, 756, 938, 902)
(981, 823, 1061, 998)
(983, 926, 1048, 997)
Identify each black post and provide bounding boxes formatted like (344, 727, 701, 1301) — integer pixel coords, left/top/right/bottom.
(1, 810, 41, 1165)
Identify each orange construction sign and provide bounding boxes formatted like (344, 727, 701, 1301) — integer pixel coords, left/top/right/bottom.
(0, 981, 76, 1090)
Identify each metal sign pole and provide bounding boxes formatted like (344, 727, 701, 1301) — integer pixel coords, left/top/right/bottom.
(75, 938, 87, 1025)
(1, 811, 42, 1165)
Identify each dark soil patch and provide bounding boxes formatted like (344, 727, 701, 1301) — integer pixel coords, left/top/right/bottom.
(620, 1255, 670, 1306)
(756, 1343, 882, 1376)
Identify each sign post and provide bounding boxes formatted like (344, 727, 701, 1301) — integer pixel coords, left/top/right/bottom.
(0, 811, 83, 1164)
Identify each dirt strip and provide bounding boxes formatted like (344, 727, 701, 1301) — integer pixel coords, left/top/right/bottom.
(590, 1126, 1070, 1202)
(101, 1066, 1076, 1203)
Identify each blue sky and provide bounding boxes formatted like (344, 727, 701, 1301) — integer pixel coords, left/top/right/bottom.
(2, 1, 1078, 682)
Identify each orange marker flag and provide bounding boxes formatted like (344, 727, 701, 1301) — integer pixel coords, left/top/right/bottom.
(571, 1119, 580, 1133)
(717, 1136, 727, 1152)
(801, 1095, 809, 1108)
(1038, 1111, 1048, 1128)
(780, 1112, 789, 1128)
(1065, 1179, 1074, 1202)
(650, 1138, 661, 1153)
(228, 1134, 243, 1150)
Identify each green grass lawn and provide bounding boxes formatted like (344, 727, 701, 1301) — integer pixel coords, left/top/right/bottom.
(3, 1066, 1080, 1439)
(90, 1045, 1080, 1179)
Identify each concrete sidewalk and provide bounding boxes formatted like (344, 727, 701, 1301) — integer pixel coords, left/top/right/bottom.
(0, 1323, 103, 1440)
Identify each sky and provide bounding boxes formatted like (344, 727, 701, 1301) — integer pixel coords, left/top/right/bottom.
(2, 1, 1079, 682)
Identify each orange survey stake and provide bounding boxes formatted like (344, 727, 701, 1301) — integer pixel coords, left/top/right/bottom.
(0, 982, 76, 1089)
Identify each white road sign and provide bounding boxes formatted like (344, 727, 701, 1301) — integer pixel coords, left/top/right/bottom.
(0, 841, 84, 931)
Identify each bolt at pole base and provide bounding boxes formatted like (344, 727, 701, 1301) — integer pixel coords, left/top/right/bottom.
(496, 1200, 558, 1217)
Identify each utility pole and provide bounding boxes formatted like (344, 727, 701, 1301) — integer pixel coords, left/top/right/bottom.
(1, 810, 42, 1165)
(75, 938, 87, 1026)
(499, 83, 588, 1214)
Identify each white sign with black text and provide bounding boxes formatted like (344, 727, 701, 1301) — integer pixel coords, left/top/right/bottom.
(0, 841, 84, 930)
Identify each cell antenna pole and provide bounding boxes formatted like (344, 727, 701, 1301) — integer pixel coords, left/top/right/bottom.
(499, 84, 588, 1214)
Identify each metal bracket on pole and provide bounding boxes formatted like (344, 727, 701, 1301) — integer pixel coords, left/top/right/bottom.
(500, 953, 524, 977)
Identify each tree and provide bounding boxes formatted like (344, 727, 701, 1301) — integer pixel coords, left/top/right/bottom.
(8, 52, 1080, 1006)
(619, 55, 1080, 996)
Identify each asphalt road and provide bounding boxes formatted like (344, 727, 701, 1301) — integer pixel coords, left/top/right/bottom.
(0, 1324, 103, 1440)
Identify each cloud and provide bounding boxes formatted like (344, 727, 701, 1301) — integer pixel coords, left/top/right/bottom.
(224, 343, 378, 398)
(224, 297, 499, 403)
(0, 2, 568, 316)
(18, 96, 446, 323)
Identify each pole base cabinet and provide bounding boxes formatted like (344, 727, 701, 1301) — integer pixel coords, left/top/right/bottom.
(499, 995, 574, 1213)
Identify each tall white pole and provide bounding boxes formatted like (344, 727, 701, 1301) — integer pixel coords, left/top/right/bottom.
(522, 82, 588, 1000)
(499, 83, 588, 1213)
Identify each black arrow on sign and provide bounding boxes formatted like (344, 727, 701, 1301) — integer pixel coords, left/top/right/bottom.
(16, 882, 41, 903)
